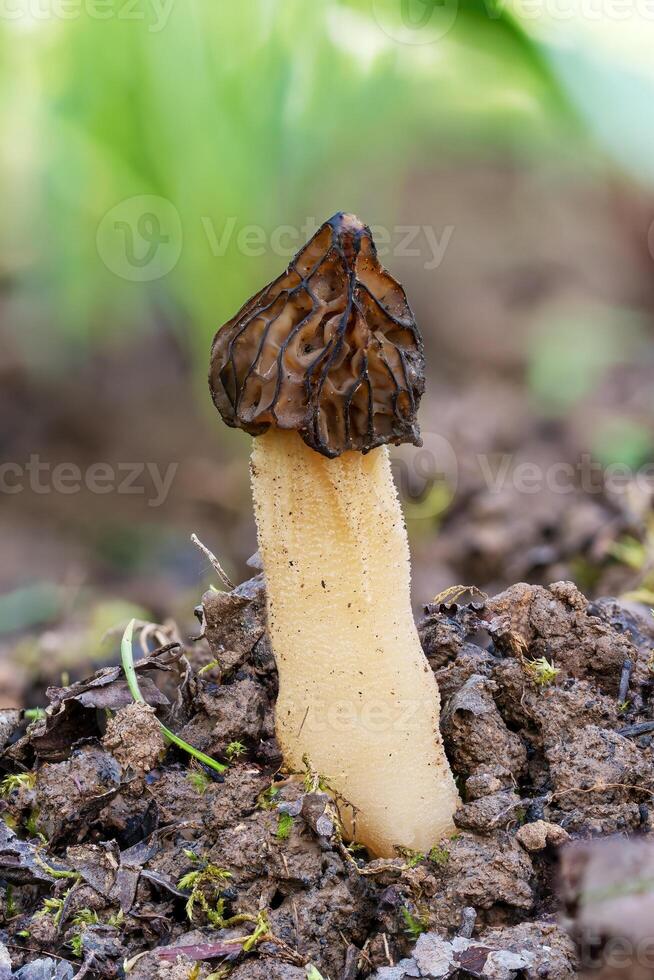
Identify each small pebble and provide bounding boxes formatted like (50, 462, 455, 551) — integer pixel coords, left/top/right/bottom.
(516, 819, 570, 852)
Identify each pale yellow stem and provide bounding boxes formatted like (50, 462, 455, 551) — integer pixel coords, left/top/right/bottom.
(250, 428, 459, 858)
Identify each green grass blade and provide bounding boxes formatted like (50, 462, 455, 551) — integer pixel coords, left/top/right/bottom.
(23, 708, 46, 722)
(120, 619, 227, 774)
(158, 724, 227, 773)
(121, 619, 144, 704)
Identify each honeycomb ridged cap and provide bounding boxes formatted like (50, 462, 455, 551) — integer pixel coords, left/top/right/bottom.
(209, 212, 425, 458)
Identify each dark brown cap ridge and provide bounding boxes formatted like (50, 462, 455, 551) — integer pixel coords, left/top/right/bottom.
(209, 211, 425, 459)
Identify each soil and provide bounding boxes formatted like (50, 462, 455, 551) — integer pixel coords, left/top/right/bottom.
(2, 575, 654, 978)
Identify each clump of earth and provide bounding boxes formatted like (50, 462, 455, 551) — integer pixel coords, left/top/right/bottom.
(2, 574, 654, 979)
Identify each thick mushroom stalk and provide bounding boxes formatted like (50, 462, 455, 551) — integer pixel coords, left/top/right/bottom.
(210, 213, 459, 857)
(250, 428, 458, 855)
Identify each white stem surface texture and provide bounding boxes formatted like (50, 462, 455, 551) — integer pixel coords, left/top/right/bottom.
(250, 428, 459, 857)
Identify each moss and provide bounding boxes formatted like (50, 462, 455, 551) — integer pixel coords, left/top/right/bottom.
(178, 862, 232, 924)
(401, 906, 428, 939)
(429, 845, 450, 866)
(276, 812, 294, 840)
(524, 656, 560, 687)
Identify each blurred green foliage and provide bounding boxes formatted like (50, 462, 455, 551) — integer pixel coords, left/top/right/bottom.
(527, 310, 644, 412)
(1, 0, 577, 374)
(592, 419, 653, 470)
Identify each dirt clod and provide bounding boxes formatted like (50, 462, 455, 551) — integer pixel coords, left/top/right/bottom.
(516, 820, 570, 852)
(454, 790, 524, 834)
(546, 725, 648, 833)
(33, 742, 122, 841)
(4, 575, 654, 975)
(441, 675, 527, 779)
(102, 701, 166, 773)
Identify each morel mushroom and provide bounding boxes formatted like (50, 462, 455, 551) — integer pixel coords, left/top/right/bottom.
(209, 212, 458, 857)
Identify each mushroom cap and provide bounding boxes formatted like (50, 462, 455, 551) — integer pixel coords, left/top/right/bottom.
(209, 211, 425, 458)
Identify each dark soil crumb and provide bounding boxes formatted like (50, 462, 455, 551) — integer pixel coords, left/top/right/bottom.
(2, 578, 654, 976)
(102, 702, 166, 774)
(440, 675, 527, 780)
(33, 743, 122, 842)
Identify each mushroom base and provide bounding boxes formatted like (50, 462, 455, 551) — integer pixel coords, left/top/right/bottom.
(250, 428, 459, 858)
